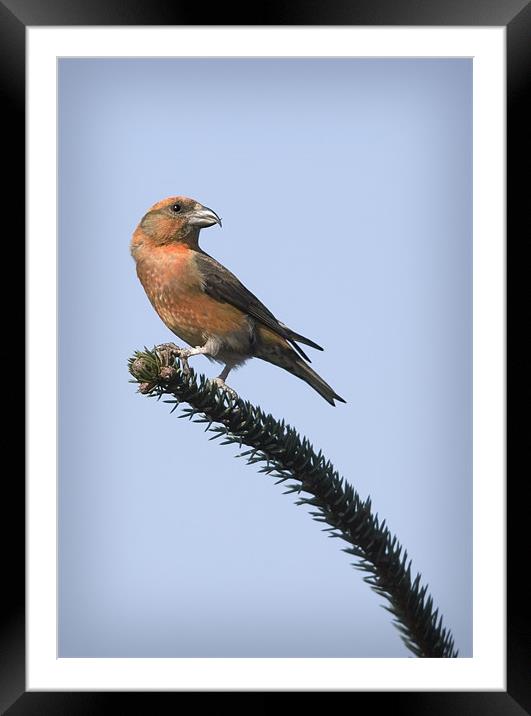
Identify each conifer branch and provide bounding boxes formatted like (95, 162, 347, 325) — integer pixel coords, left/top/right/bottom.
(129, 345, 459, 658)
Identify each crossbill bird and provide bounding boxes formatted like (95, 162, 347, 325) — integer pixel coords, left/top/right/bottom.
(131, 196, 345, 406)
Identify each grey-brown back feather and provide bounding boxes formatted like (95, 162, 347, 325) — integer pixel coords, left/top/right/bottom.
(195, 251, 322, 360)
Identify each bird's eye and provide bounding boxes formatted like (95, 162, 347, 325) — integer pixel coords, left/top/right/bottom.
(170, 203, 182, 213)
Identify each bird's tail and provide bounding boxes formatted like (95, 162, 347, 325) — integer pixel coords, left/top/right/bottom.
(286, 359, 346, 406)
(256, 333, 345, 406)
(278, 322, 324, 352)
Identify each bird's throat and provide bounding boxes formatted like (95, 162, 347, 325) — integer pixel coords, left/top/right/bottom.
(131, 225, 201, 256)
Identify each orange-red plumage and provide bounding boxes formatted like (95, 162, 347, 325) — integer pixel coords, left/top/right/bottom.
(131, 195, 345, 405)
(135, 243, 244, 347)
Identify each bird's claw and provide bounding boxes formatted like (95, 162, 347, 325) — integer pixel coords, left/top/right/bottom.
(209, 377, 239, 400)
(155, 343, 191, 375)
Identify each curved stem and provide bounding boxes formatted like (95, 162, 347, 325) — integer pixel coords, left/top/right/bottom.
(129, 346, 459, 658)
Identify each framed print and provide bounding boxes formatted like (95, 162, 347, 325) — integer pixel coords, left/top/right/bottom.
(7, 0, 525, 711)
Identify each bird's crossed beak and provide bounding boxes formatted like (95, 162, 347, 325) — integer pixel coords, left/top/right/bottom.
(189, 204, 222, 229)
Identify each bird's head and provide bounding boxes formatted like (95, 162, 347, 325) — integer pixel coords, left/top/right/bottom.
(135, 196, 222, 247)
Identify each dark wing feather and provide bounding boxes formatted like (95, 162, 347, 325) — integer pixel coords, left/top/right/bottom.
(196, 252, 321, 361)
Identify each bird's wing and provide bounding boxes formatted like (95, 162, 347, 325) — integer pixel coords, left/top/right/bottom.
(195, 252, 322, 360)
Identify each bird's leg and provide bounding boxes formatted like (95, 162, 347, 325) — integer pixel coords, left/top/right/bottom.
(218, 364, 232, 382)
(155, 342, 218, 376)
(155, 342, 194, 375)
(155, 343, 238, 400)
(209, 364, 238, 399)
(179, 344, 219, 375)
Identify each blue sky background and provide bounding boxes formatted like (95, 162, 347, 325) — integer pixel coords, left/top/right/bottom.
(58, 58, 472, 657)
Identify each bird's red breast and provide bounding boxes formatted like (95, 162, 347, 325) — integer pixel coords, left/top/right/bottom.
(134, 237, 247, 347)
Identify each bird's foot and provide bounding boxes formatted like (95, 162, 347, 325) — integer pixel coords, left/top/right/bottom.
(155, 343, 192, 375)
(209, 377, 239, 400)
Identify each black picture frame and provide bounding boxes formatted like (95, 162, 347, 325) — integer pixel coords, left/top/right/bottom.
(7, 0, 525, 711)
